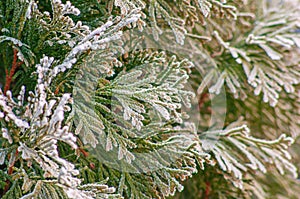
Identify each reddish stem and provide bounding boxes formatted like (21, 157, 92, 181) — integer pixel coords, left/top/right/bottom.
(3, 149, 19, 193)
(4, 49, 23, 94)
(54, 80, 67, 95)
(78, 147, 89, 157)
(204, 181, 211, 199)
(89, 162, 95, 170)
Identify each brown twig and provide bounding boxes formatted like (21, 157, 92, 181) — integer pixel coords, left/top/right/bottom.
(204, 181, 211, 199)
(78, 147, 89, 158)
(54, 80, 68, 95)
(3, 148, 19, 194)
(4, 49, 23, 95)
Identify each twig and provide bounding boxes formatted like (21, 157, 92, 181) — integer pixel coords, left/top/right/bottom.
(78, 147, 89, 157)
(4, 49, 23, 94)
(3, 148, 19, 194)
(204, 181, 211, 199)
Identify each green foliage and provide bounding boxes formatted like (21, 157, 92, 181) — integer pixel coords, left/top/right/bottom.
(0, 0, 299, 198)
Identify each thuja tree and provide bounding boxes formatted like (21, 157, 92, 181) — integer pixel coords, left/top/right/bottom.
(0, 0, 300, 198)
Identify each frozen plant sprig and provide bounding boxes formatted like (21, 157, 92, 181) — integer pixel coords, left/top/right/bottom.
(201, 120, 297, 189)
(0, 55, 120, 198)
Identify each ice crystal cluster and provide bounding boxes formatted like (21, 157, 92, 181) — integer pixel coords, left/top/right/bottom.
(0, 0, 300, 198)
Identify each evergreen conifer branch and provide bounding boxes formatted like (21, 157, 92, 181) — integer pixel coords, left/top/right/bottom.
(0, 0, 299, 198)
